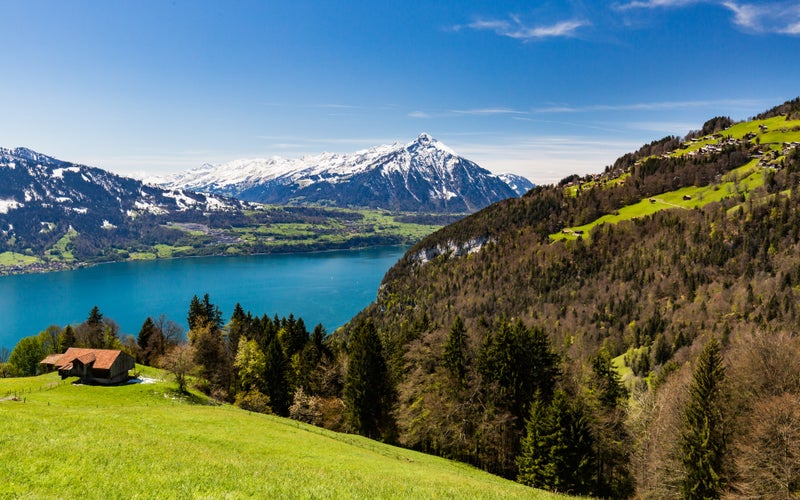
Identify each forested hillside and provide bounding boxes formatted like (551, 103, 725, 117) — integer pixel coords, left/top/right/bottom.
(335, 98, 800, 497)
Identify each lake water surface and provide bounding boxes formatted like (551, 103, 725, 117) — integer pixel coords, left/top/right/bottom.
(0, 246, 406, 350)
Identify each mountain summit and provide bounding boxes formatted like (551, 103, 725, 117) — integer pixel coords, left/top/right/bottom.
(160, 134, 533, 212)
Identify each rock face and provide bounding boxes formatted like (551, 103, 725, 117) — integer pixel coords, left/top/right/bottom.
(160, 134, 532, 213)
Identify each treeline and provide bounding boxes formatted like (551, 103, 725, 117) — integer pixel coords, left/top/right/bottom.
(1, 306, 182, 378)
(755, 96, 800, 120)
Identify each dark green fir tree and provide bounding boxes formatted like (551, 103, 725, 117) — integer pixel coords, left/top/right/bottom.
(681, 337, 728, 499)
(344, 319, 391, 440)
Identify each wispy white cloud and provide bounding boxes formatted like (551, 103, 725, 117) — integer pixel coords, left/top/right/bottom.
(614, 0, 700, 10)
(534, 98, 770, 113)
(721, 1, 800, 35)
(615, 0, 800, 35)
(451, 107, 529, 116)
(459, 15, 589, 41)
(408, 108, 530, 119)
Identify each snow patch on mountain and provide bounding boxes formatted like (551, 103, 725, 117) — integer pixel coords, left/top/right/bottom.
(158, 134, 532, 213)
(0, 199, 23, 214)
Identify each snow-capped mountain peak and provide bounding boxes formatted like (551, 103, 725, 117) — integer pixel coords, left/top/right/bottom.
(159, 135, 531, 213)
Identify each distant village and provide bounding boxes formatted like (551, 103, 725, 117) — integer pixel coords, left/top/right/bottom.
(673, 125, 800, 168)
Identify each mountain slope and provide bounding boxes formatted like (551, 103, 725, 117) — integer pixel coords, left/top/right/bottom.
(0, 369, 555, 498)
(0, 147, 245, 252)
(337, 98, 800, 496)
(161, 134, 529, 212)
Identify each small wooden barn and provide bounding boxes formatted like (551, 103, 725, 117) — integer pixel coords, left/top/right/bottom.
(40, 348, 135, 385)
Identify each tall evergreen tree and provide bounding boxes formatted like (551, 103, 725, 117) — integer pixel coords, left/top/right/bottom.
(681, 337, 728, 499)
(589, 348, 633, 498)
(187, 294, 223, 332)
(344, 319, 391, 440)
(443, 315, 467, 385)
(478, 319, 559, 425)
(85, 305, 104, 348)
(263, 332, 290, 416)
(227, 303, 247, 353)
(137, 317, 157, 364)
(517, 390, 596, 495)
(58, 325, 76, 351)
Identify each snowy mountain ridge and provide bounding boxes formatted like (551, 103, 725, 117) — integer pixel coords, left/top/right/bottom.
(158, 134, 534, 212)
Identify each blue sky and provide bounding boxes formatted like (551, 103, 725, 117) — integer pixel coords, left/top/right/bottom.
(2, 0, 799, 185)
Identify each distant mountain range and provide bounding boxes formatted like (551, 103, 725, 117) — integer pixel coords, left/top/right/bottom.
(0, 147, 246, 261)
(157, 134, 534, 212)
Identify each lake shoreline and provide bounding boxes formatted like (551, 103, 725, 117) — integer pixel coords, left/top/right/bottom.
(0, 243, 409, 278)
(0, 246, 408, 351)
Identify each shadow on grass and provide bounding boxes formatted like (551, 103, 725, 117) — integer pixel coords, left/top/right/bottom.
(164, 387, 214, 406)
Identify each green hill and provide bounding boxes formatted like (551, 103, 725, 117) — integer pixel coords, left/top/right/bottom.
(0, 367, 556, 499)
(340, 97, 800, 497)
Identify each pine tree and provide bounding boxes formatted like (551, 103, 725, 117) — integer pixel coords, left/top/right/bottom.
(227, 303, 247, 353)
(681, 337, 727, 499)
(187, 294, 223, 333)
(517, 396, 554, 488)
(589, 348, 633, 498)
(443, 315, 467, 385)
(517, 390, 596, 495)
(137, 317, 157, 364)
(344, 319, 391, 439)
(85, 305, 104, 348)
(59, 325, 76, 351)
(263, 332, 290, 416)
(478, 319, 558, 425)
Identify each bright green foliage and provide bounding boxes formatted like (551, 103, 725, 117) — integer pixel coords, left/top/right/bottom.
(443, 315, 467, 384)
(227, 302, 247, 353)
(344, 319, 391, 440)
(8, 336, 45, 376)
(37, 326, 61, 357)
(517, 390, 596, 495)
(681, 337, 727, 499)
(234, 339, 266, 392)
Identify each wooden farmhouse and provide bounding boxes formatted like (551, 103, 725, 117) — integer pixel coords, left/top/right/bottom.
(40, 348, 135, 385)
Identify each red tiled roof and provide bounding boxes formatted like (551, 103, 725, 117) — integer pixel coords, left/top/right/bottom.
(50, 348, 126, 370)
(40, 354, 64, 365)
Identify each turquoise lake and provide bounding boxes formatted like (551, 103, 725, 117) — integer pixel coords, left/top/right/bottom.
(0, 246, 406, 350)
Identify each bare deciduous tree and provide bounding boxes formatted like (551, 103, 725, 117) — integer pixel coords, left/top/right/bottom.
(159, 343, 195, 393)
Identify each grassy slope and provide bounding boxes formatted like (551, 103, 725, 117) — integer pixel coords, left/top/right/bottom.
(0, 368, 559, 499)
(552, 116, 800, 242)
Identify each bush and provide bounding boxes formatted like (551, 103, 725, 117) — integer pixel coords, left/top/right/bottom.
(234, 390, 272, 414)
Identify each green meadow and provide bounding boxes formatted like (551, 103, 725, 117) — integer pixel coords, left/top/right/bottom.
(0, 252, 40, 266)
(552, 156, 767, 242)
(0, 369, 560, 499)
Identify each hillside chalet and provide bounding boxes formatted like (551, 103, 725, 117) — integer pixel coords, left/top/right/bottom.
(40, 348, 135, 385)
